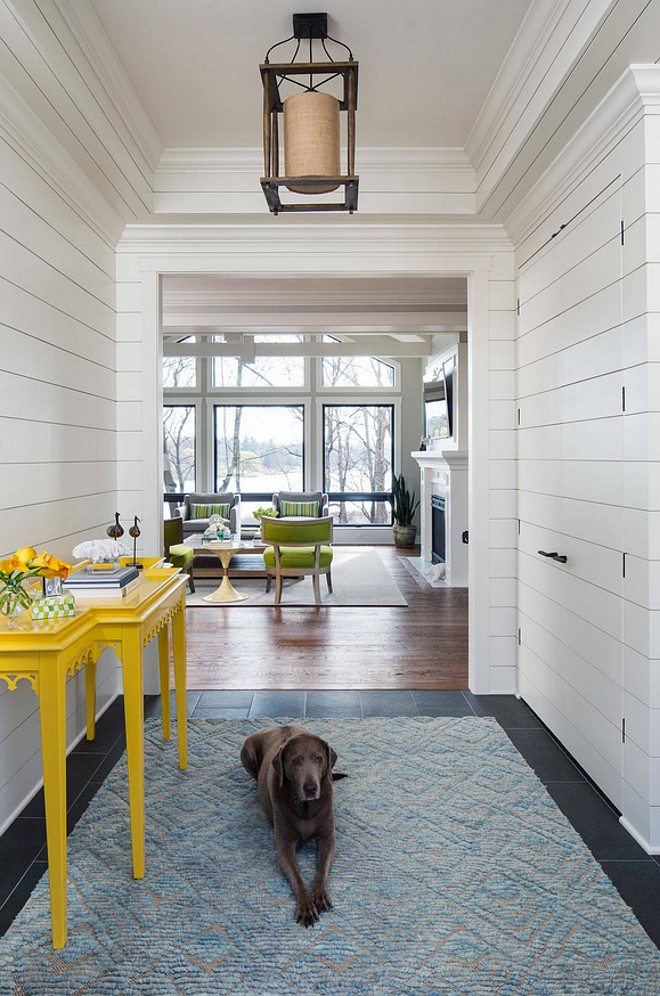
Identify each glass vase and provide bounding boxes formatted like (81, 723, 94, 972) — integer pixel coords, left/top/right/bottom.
(0, 582, 33, 624)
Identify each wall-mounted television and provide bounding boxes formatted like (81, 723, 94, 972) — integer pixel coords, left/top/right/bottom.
(423, 353, 455, 440)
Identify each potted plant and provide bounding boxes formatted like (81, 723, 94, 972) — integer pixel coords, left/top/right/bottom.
(390, 473, 420, 548)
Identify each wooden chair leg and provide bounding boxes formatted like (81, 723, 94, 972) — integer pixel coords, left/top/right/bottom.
(187, 565, 195, 593)
(326, 569, 333, 593)
(274, 574, 282, 604)
(266, 574, 272, 592)
(312, 572, 320, 604)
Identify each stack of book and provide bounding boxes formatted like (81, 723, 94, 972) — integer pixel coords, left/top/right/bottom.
(66, 564, 140, 600)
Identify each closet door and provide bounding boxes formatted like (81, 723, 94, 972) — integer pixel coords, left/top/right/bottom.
(516, 177, 624, 808)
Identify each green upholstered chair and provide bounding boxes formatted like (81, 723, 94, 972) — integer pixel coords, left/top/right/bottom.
(164, 517, 195, 593)
(260, 515, 334, 605)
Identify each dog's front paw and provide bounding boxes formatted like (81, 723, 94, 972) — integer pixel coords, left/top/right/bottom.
(295, 896, 319, 927)
(311, 888, 333, 914)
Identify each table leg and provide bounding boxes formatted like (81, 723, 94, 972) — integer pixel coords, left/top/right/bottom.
(121, 632, 145, 879)
(172, 595, 188, 770)
(85, 652, 97, 741)
(158, 626, 171, 741)
(38, 661, 67, 949)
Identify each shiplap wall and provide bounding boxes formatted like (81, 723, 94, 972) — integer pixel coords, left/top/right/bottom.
(514, 85, 660, 848)
(0, 0, 159, 832)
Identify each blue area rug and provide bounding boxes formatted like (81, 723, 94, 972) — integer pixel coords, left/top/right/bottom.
(1, 717, 658, 994)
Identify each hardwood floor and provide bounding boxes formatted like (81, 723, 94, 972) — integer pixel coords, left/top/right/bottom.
(183, 546, 468, 689)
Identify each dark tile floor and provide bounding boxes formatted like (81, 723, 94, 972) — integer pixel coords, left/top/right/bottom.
(1, 691, 659, 948)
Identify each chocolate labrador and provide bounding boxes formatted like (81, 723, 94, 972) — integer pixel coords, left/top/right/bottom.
(240, 724, 340, 926)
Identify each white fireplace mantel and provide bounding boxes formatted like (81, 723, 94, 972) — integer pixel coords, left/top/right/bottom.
(411, 448, 468, 586)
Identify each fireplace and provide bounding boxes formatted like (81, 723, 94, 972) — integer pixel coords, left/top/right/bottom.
(431, 494, 446, 564)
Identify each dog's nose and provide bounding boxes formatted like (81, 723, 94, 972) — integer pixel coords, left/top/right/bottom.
(303, 782, 318, 798)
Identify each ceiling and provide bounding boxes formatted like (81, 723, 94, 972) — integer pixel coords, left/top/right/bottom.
(91, 0, 532, 150)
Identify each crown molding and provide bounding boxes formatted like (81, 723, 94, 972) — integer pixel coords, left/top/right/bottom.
(465, 0, 575, 171)
(52, 0, 163, 173)
(505, 65, 660, 248)
(0, 71, 124, 246)
(155, 147, 473, 175)
(117, 219, 512, 257)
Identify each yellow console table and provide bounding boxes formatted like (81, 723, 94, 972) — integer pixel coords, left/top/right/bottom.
(0, 566, 187, 949)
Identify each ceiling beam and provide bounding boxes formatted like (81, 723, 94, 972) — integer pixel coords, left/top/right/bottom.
(163, 338, 433, 358)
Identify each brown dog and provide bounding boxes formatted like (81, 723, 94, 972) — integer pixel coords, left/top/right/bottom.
(240, 724, 339, 926)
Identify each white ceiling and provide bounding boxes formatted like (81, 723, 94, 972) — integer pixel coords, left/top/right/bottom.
(91, 0, 532, 150)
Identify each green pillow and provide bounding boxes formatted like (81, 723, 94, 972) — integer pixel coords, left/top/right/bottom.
(190, 502, 231, 520)
(279, 500, 319, 517)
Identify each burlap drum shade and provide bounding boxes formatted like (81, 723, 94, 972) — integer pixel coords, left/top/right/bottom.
(283, 91, 340, 193)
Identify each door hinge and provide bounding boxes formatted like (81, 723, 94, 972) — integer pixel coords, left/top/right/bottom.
(516, 298, 521, 317)
(622, 385, 626, 412)
(621, 219, 625, 245)
(622, 552, 627, 578)
(517, 627, 522, 646)
(622, 717, 626, 743)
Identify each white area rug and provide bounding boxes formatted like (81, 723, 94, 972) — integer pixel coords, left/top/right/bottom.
(187, 548, 407, 607)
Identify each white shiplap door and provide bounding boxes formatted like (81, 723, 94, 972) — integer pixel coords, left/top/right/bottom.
(516, 178, 625, 809)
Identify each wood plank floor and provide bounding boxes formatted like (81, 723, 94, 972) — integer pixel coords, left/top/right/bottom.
(183, 546, 468, 689)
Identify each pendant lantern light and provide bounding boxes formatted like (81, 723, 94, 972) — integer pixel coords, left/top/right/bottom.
(260, 13, 358, 214)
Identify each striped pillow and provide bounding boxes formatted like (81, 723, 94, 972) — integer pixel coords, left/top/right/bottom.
(190, 502, 231, 520)
(279, 500, 320, 517)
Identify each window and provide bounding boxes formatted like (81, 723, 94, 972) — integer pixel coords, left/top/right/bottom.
(214, 405, 304, 506)
(322, 355, 395, 388)
(163, 336, 196, 388)
(323, 404, 394, 525)
(163, 405, 196, 492)
(213, 335, 305, 388)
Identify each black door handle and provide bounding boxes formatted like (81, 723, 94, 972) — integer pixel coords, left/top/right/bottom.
(538, 550, 567, 564)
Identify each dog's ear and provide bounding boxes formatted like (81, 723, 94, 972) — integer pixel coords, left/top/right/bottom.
(271, 743, 287, 788)
(320, 739, 337, 775)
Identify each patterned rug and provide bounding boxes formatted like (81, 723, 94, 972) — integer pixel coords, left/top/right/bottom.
(1, 718, 658, 995)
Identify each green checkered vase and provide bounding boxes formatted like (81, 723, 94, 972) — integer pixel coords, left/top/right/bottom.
(31, 589, 76, 622)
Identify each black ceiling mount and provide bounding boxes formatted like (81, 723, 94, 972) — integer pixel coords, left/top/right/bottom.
(292, 13, 329, 40)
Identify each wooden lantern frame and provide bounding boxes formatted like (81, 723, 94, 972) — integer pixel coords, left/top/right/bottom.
(260, 49, 358, 214)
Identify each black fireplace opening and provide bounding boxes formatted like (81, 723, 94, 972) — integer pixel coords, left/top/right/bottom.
(431, 494, 446, 565)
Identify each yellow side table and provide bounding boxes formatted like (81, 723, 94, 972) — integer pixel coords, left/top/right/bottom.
(0, 567, 188, 949)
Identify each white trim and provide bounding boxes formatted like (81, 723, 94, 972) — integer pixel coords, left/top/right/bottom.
(156, 146, 472, 173)
(52, 0, 163, 172)
(505, 65, 660, 245)
(619, 816, 660, 856)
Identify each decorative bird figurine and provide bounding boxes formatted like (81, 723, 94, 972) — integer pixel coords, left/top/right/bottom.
(128, 516, 142, 569)
(107, 512, 124, 539)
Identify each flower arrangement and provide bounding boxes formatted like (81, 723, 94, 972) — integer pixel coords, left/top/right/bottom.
(0, 547, 71, 616)
(253, 506, 279, 520)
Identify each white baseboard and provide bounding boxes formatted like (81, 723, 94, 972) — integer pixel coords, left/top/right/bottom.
(619, 817, 660, 855)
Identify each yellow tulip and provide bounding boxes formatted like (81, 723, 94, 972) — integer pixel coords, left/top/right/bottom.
(0, 557, 17, 575)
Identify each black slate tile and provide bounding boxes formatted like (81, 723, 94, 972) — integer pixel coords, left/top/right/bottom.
(71, 710, 125, 755)
(546, 782, 651, 862)
(505, 727, 585, 784)
(249, 690, 306, 719)
(411, 690, 474, 716)
(600, 860, 660, 948)
(463, 693, 542, 728)
(143, 691, 202, 720)
(305, 691, 362, 718)
(88, 737, 126, 785)
(196, 690, 254, 709)
(18, 752, 106, 820)
(358, 690, 418, 717)
(0, 861, 47, 936)
(0, 820, 47, 903)
(192, 707, 251, 719)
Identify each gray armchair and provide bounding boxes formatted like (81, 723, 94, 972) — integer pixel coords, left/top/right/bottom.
(177, 491, 241, 538)
(272, 491, 329, 518)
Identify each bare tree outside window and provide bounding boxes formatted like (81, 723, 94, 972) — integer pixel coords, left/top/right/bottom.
(215, 405, 304, 497)
(163, 405, 195, 491)
(324, 404, 393, 524)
